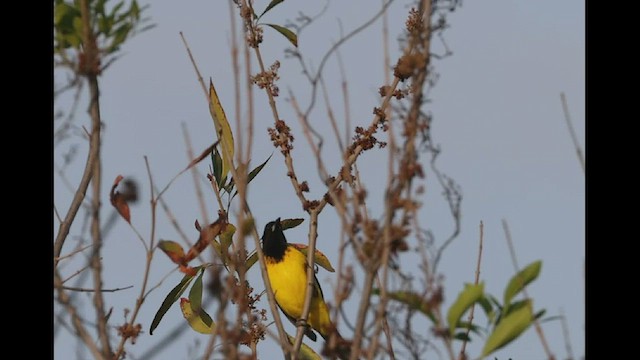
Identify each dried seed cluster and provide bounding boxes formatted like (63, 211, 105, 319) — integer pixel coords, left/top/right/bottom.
(394, 53, 427, 81)
(405, 7, 424, 35)
(267, 119, 294, 155)
(251, 61, 280, 97)
(379, 85, 409, 100)
(351, 123, 387, 153)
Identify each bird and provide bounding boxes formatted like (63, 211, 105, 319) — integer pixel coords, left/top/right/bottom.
(261, 218, 334, 342)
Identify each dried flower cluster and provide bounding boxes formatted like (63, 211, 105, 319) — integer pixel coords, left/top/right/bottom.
(379, 85, 409, 100)
(268, 119, 294, 155)
(350, 123, 388, 153)
(251, 61, 280, 97)
(405, 7, 424, 36)
(394, 53, 427, 81)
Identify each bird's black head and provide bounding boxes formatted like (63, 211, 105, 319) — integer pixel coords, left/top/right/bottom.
(261, 218, 288, 261)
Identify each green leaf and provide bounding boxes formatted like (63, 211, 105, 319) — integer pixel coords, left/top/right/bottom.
(481, 300, 533, 357)
(219, 223, 236, 266)
(376, 290, 435, 323)
(503, 260, 542, 312)
(454, 332, 471, 342)
(245, 251, 258, 270)
(456, 321, 485, 336)
(477, 295, 495, 322)
(225, 154, 273, 193)
(503, 299, 530, 317)
(247, 154, 272, 183)
(446, 282, 484, 336)
(280, 218, 304, 230)
(258, 0, 285, 20)
(150, 267, 202, 335)
(212, 147, 225, 189)
(54, 3, 79, 27)
(538, 314, 563, 324)
(264, 24, 298, 47)
(189, 270, 205, 313)
(110, 2, 125, 19)
(109, 22, 133, 52)
(184, 270, 215, 332)
(286, 334, 322, 360)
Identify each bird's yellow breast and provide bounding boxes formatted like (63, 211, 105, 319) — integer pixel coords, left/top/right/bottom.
(265, 245, 331, 337)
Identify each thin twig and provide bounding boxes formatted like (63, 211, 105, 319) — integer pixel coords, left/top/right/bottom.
(560, 92, 585, 174)
(182, 123, 211, 223)
(56, 243, 94, 262)
(113, 157, 159, 359)
(63, 285, 134, 293)
(458, 221, 484, 360)
(319, 76, 345, 154)
(336, 49, 351, 151)
(559, 308, 575, 360)
(502, 219, 556, 360)
(54, 269, 104, 359)
(300, 0, 396, 119)
(62, 263, 93, 284)
(350, 270, 376, 360)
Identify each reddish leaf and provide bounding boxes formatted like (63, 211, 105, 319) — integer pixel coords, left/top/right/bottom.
(158, 240, 187, 265)
(179, 265, 199, 276)
(185, 141, 219, 171)
(110, 175, 131, 223)
(184, 213, 228, 263)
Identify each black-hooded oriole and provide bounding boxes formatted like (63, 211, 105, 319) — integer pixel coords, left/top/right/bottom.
(261, 218, 334, 342)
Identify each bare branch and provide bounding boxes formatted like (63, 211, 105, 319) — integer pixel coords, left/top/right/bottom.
(63, 285, 134, 293)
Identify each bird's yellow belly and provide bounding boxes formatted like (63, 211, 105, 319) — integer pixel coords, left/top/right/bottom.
(266, 246, 331, 336)
(267, 247, 308, 315)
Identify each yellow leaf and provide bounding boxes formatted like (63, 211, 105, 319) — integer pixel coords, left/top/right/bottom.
(209, 79, 234, 183)
(286, 334, 322, 360)
(179, 298, 216, 334)
(291, 243, 335, 272)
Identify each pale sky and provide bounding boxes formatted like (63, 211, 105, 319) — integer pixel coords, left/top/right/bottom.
(54, 0, 585, 359)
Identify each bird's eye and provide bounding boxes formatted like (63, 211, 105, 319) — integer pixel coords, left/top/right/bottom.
(270, 223, 277, 232)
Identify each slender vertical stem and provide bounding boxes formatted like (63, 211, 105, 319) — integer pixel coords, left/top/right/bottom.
(291, 210, 320, 358)
(559, 308, 575, 360)
(458, 221, 484, 359)
(349, 270, 376, 360)
(560, 93, 585, 173)
(77, 0, 111, 356)
(502, 219, 556, 360)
